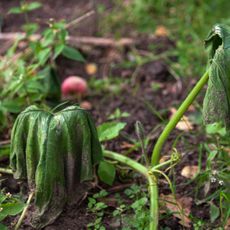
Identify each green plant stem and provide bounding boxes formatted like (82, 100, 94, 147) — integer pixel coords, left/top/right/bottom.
(103, 150, 148, 176)
(0, 167, 13, 174)
(103, 150, 158, 230)
(151, 159, 174, 170)
(15, 191, 34, 230)
(147, 174, 158, 230)
(151, 70, 209, 166)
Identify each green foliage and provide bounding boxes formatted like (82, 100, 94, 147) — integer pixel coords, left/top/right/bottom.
(87, 190, 108, 230)
(61, 45, 85, 62)
(8, 2, 42, 14)
(98, 161, 116, 185)
(193, 124, 230, 226)
(122, 184, 149, 230)
(108, 108, 130, 120)
(0, 2, 84, 133)
(10, 105, 102, 228)
(97, 121, 126, 142)
(0, 191, 25, 229)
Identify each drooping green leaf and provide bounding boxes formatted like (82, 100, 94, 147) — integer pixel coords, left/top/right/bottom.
(62, 46, 85, 62)
(98, 161, 116, 185)
(97, 122, 126, 142)
(203, 24, 230, 129)
(10, 105, 103, 228)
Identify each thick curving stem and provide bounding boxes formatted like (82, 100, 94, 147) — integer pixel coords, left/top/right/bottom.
(151, 70, 209, 166)
(103, 150, 158, 230)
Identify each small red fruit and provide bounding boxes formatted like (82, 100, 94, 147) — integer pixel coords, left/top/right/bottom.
(61, 76, 87, 96)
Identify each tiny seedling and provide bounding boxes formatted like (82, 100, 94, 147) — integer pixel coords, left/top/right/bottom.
(87, 190, 108, 230)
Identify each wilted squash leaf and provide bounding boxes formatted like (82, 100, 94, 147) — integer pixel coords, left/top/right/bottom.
(10, 105, 102, 229)
(203, 24, 230, 128)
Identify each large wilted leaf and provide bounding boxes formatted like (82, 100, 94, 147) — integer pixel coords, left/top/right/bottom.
(203, 24, 230, 128)
(10, 105, 102, 229)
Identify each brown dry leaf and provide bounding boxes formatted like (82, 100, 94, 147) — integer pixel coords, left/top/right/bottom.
(161, 194, 192, 228)
(222, 147, 230, 157)
(181, 165, 199, 179)
(120, 142, 135, 149)
(159, 155, 170, 163)
(80, 101, 92, 110)
(188, 105, 196, 112)
(224, 218, 230, 230)
(85, 63, 98, 75)
(155, 26, 169, 37)
(170, 108, 194, 131)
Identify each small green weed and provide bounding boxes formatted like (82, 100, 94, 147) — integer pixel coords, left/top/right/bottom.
(87, 190, 108, 230)
(0, 191, 25, 229)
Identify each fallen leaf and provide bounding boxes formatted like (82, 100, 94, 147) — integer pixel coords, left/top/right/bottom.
(159, 155, 170, 163)
(155, 26, 169, 37)
(170, 108, 194, 131)
(80, 101, 92, 110)
(181, 165, 199, 179)
(85, 63, 98, 75)
(224, 218, 230, 230)
(120, 142, 135, 149)
(161, 194, 192, 228)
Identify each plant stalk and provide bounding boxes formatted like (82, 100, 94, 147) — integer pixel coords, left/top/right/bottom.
(0, 167, 13, 174)
(103, 150, 158, 230)
(15, 191, 34, 230)
(151, 70, 209, 166)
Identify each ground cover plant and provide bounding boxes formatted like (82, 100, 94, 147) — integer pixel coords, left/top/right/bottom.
(0, 1, 229, 229)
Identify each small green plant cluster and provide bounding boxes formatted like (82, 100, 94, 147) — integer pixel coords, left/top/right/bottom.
(193, 123, 230, 225)
(0, 191, 25, 230)
(87, 190, 108, 230)
(0, 1, 84, 133)
(87, 185, 150, 230)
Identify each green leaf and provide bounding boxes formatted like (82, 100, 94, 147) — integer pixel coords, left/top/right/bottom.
(37, 47, 51, 65)
(2, 100, 23, 113)
(62, 46, 85, 62)
(97, 122, 126, 142)
(0, 193, 7, 204)
(210, 203, 220, 223)
(0, 202, 25, 218)
(98, 161, 116, 186)
(26, 2, 42, 11)
(54, 44, 65, 59)
(8, 7, 23, 14)
(0, 223, 7, 230)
